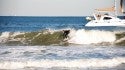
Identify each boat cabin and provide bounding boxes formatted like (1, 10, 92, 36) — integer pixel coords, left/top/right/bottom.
(93, 13, 117, 21)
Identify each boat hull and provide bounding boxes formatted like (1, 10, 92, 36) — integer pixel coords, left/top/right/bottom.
(85, 20, 125, 27)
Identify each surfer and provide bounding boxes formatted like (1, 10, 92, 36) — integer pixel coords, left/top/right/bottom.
(63, 30, 70, 39)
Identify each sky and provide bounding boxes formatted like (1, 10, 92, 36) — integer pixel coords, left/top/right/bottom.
(0, 0, 114, 16)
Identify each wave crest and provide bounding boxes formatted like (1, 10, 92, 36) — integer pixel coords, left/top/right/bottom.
(0, 29, 125, 46)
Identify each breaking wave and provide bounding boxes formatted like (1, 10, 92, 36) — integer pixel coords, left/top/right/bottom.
(68, 29, 116, 44)
(0, 29, 125, 46)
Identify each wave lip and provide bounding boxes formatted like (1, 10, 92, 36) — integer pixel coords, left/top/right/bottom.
(0, 58, 125, 69)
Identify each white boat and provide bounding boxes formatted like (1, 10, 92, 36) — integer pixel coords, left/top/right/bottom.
(85, 14, 125, 27)
(85, 0, 125, 27)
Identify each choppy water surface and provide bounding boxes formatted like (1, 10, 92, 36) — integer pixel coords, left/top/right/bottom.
(0, 46, 125, 70)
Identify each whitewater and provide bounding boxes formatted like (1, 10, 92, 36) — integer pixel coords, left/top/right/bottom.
(0, 45, 125, 70)
(0, 16, 125, 70)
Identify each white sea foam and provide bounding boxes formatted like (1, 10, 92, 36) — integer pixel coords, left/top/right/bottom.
(0, 32, 24, 43)
(0, 46, 125, 69)
(68, 29, 116, 44)
(0, 32, 10, 43)
(0, 32, 10, 38)
(12, 32, 24, 37)
(0, 57, 125, 69)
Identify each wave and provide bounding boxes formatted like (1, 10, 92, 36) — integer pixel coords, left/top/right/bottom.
(0, 57, 125, 69)
(0, 29, 65, 45)
(0, 29, 125, 46)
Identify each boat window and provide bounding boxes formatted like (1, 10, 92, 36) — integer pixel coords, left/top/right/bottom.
(103, 17, 112, 20)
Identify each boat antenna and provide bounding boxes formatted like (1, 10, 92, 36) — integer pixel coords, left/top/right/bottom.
(114, 0, 117, 17)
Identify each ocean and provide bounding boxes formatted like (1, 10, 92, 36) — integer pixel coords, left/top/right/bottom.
(0, 16, 125, 70)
